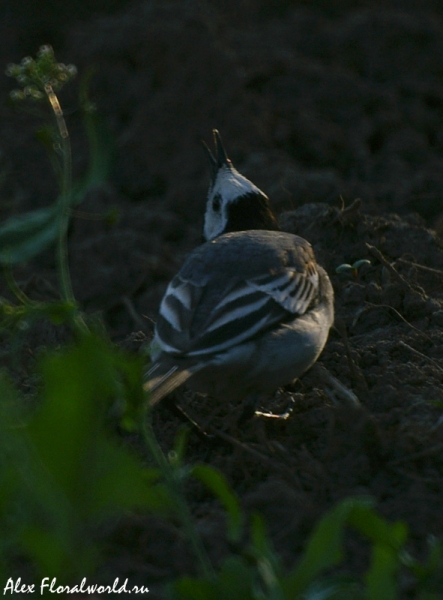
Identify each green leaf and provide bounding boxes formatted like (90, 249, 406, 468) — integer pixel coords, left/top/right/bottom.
(0, 205, 59, 265)
(215, 556, 257, 600)
(111, 349, 145, 431)
(347, 504, 408, 549)
(192, 464, 243, 544)
(171, 427, 190, 468)
(38, 300, 78, 324)
(88, 442, 173, 516)
(2, 334, 176, 579)
(75, 108, 114, 197)
(248, 514, 284, 600)
(365, 543, 399, 600)
(347, 503, 406, 599)
(27, 335, 167, 518)
(335, 264, 354, 274)
(352, 259, 371, 270)
(0, 94, 113, 266)
(301, 576, 361, 600)
(283, 497, 374, 596)
(20, 526, 99, 578)
(168, 577, 216, 600)
(78, 67, 114, 193)
(284, 497, 407, 599)
(169, 557, 257, 600)
(0, 372, 25, 513)
(27, 336, 113, 505)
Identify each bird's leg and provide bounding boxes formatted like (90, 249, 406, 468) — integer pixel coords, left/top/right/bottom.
(163, 395, 216, 443)
(254, 396, 295, 420)
(237, 392, 295, 424)
(235, 393, 294, 453)
(309, 364, 361, 408)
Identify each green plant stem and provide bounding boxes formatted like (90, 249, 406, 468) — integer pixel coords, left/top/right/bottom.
(46, 85, 74, 304)
(141, 414, 214, 581)
(3, 264, 34, 306)
(46, 85, 87, 333)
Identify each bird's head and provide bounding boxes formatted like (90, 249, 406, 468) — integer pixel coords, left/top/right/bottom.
(202, 130, 279, 241)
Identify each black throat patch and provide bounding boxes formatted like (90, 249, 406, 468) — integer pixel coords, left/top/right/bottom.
(224, 192, 279, 233)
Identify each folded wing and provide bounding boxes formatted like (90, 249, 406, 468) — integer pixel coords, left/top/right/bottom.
(155, 261, 319, 359)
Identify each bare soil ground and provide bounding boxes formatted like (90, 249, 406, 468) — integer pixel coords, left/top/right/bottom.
(1, 1, 443, 597)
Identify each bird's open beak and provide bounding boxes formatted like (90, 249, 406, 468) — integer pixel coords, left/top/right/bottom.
(201, 129, 232, 182)
(213, 129, 230, 168)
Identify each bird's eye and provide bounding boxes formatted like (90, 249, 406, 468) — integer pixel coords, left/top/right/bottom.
(212, 194, 221, 212)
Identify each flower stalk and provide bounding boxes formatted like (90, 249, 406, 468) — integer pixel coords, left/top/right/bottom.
(6, 45, 87, 331)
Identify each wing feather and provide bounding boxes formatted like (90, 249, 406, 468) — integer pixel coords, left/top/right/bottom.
(155, 260, 320, 358)
(248, 267, 318, 314)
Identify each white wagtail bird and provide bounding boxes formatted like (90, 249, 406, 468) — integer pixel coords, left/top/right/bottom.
(145, 130, 334, 410)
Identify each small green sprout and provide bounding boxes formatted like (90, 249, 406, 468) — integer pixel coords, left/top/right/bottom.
(336, 259, 371, 278)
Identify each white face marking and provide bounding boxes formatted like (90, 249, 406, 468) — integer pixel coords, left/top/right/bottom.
(203, 166, 264, 241)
